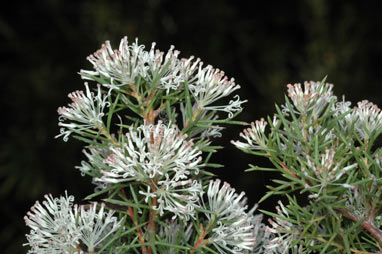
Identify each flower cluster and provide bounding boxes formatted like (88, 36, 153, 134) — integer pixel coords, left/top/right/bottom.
(56, 83, 110, 141)
(231, 118, 268, 151)
(264, 201, 304, 254)
(98, 121, 202, 183)
(351, 100, 382, 140)
(81, 37, 192, 93)
(284, 81, 335, 117)
(80, 37, 245, 119)
(24, 193, 122, 254)
(202, 179, 256, 254)
(302, 148, 357, 199)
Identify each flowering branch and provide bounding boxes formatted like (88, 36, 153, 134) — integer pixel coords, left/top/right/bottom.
(25, 36, 259, 254)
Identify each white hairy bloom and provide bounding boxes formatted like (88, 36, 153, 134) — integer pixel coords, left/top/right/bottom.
(98, 121, 202, 184)
(332, 95, 352, 120)
(245, 204, 270, 254)
(285, 81, 335, 117)
(24, 193, 122, 254)
(74, 203, 122, 253)
(231, 118, 267, 151)
(264, 201, 301, 254)
(24, 193, 79, 254)
(140, 42, 184, 92)
(81, 37, 198, 93)
(96, 122, 203, 220)
(352, 100, 382, 140)
(139, 174, 203, 220)
(56, 83, 109, 142)
(301, 149, 357, 199)
(81, 37, 145, 89)
(189, 65, 246, 118)
(204, 179, 256, 254)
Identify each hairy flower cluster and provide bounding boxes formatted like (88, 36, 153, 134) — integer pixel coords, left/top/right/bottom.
(95, 121, 204, 220)
(188, 65, 246, 118)
(264, 201, 303, 254)
(302, 148, 357, 199)
(81, 37, 195, 93)
(285, 81, 335, 117)
(98, 121, 202, 183)
(351, 100, 382, 140)
(203, 179, 256, 254)
(24, 193, 122, 254)
(231, 118, 268, 151)
(56, 83, 110, 141)
(81, 37, 246, 118)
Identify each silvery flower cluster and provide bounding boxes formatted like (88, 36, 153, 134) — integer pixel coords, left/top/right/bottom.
(24, 37, 267, 254)
(234, 79, 382, 253)
(24, 193, 122, 254)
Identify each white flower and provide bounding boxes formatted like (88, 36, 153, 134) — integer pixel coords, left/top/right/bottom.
(97, 121, 202, 184)
(140, 42, 184, 92)
(75, 203, 122, 253)
(245, 204, 270, 254)
(56, 83, 110, 142)
(301, 149, 357, 199)
(264, 201, 302, 254)
(81, 37, 198, 94)
(352, 100, 382, 140)
(284, 81, 335, 117)
(189, 65, 246, 118)
(24, 193, 79, 254)
(24, 193, 122, 254)
(231, 118, 267, 151)
(81, 37, 144, 89)
(140, 174, 203, 220)
(203, 179, 256, 254)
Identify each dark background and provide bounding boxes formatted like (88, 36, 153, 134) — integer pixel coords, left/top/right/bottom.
(1, 1, 381, 253)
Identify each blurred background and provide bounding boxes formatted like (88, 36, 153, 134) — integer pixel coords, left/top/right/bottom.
(1, 0, 381, 253)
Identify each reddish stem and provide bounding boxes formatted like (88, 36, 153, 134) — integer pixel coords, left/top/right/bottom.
(338, 208, 382, 246)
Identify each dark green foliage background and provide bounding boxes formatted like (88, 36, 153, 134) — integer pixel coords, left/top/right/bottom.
(1, 1, 381, 253)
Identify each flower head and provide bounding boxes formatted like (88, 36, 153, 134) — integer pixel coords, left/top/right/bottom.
(98, 121, 202, 184)
(352, 100, 382, 140)
(189, 65, 246, 118)
(81, 37, 145, 89)
(24, 193, 122, 254)
(231, 118, 267, 151)
(264, 201, 302, 254)
(285, 81, 335, 117)
(74, 203, 122, 253)
(203, 179, 256, 254)
(139, 174, 203, 220)
(24, 193, 79, 254)
(81, 37, 198, 93)
(301, 149, 357, 199)
(56, 83, 109, 141)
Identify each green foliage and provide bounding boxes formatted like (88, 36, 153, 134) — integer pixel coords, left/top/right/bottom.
(234, 79, 382, 253)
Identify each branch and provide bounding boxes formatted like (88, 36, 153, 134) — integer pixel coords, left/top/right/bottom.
(337, 208, 382, 246)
